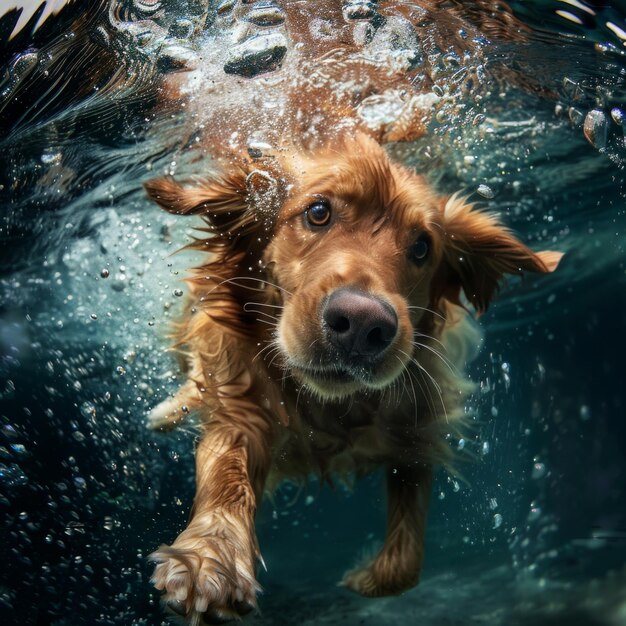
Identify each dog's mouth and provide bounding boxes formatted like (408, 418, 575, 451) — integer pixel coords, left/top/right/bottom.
(294, 365, 363, 385)
(289, 357, 405, 398)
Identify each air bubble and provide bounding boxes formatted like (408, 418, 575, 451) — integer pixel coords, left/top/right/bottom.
(41, 151, 62, 165)
(343, 0, 377, 20)
(224, 33, 288, 77)
(583, 109, 608, 149)
(10, 444, 26, 455)
(245, 4, 287, 26)
(1, 425, 18, 439)
(472, 114, 485, 126)
(2, 50, 39, 100)
(217, 0, 236, 14)
(531, 461, 547, 479)
(477, 184, 494, 199)
(442, 52, 460, 67)
(568, 107, 584, 127)
(80, 402, 96, 419)
(610, 108, 624, 125)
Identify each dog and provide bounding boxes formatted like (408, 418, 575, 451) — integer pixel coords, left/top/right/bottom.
(144, 135, 561, 623)
(141, 2, 562, 624)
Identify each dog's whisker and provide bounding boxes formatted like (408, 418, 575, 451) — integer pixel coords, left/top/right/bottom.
(395, 358, 411, 411)
(397, 348, 446, 423)
(220, 276, 293, 296)
(295, 384, 304, 414)
(279, 368, 293, 392)
(406, 273, 427, 298)
(243, 307, 279, 319)
(412, 362, 448, 424)
(396, 363, 407, 407)
(412, 341, 458, 376)
(399, 356, 433, 426)
(403, 363, 420, 426)
(397, 374, 405, 408)
(384, 376, 392, 404)
(252, 342, 279, 364)
(253, 317, 279, 327)
(267, 347, 284, 370)
(411, 341, 452, 369)
(413, 330, 448, 351)
(409, 364, 440, 425)
(335, 396, 355, 420)
(407, 305, 447, 321)
(251, 310, 278, 321)
(244, 300, 284, 309)
(412, 360, 443, 395)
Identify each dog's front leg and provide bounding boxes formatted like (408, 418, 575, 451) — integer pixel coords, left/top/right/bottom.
(343, 464, 433, 597)
(152, 418, 272, 622)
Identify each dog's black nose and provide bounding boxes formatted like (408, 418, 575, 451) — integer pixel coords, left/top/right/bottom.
(323, 288, 398, 358)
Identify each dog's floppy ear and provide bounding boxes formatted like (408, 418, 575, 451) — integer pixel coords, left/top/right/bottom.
(144, 166, 285, 337)
(144, 165, 282, 242)
(144, 171, 246, 215)
(145, 166, 252, 237)
(434, 194, 563, 314)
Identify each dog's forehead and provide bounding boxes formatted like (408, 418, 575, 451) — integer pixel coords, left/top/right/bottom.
(281, 151, 441, 230)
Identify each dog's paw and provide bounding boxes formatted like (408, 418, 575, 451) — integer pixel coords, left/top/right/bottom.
(146, 400, 187, 432)
(151, 532, 259, 623)
(147, 380, 202, 431)
(341, 556, 420, 597)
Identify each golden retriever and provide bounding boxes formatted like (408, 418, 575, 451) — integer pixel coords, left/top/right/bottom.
(142, 2, 561, 624)
(144, 134, 561, 623)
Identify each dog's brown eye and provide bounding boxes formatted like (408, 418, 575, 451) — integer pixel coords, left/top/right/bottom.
(410, 235, 430, 264)
(305, 200, 332, 228)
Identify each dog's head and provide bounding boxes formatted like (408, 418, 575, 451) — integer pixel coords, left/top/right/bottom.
(146, 134, 561, 399)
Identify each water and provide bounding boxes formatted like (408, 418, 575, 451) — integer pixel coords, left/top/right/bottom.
(1, 2, 625, 625)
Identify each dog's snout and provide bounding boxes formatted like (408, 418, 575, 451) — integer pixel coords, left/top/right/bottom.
(323, 288, 398, 358)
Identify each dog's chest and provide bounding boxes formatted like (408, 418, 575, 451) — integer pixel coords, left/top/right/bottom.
(270, 395, 392, 483)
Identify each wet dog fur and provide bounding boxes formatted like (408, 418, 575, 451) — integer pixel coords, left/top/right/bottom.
(144, 133, 561, 623)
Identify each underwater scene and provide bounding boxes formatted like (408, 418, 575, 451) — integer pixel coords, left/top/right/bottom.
(1, 1, 626, 625)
